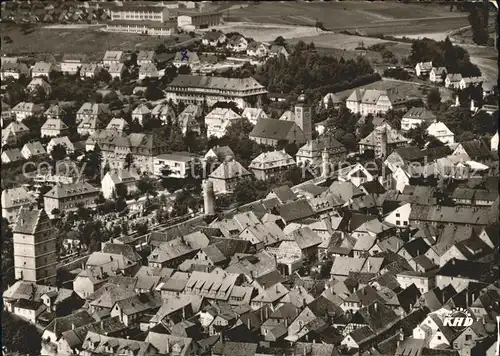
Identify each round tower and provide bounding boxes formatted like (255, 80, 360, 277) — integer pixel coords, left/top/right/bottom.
(202, 179, 215, 215)
(321, 148, 330, 178)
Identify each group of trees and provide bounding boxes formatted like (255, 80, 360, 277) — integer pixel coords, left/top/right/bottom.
(253, 40, 378, 104)
(409, 37, 481, 77)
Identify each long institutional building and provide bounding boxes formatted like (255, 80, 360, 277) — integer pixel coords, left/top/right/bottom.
(165, 75, 268, 109)
(106, 4, 222, 35)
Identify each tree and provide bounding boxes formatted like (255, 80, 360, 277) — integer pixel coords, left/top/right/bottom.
(178, 65, 191, 75)
(406, 124, 430, 149)
(137, 176, 157, 196)
(384, 110, 403, 130)
(1, 217, 14, 289)
(2, 312, 41, 355)
(468, 2, 489, 45)
(82, 146, 102, 182)
(427, 88, 442, 111)
(124, 153, 134, 169)
(359, 115, 374, 139)
(51, 143, 67, 161)
(144, 83, 165, 101)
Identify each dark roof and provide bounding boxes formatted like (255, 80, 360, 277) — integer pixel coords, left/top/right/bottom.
(350, 301, 399, 332)
(459, 139, 491, 159)
(349, 325, 375, 343)
(361, 180, 386, 195)
(437, 259, 494, 282)
(14, 299, 43, 310)
(270, 186, 297, 204)
(401, 237, 430, 258)
(102, 243, 141, 263)
(392, 146, 427, 161)
(255, 270, 285, 289)
(203, 30, 225, 41)
(277, 199, 315, 223)
(249, 119, 300, 141)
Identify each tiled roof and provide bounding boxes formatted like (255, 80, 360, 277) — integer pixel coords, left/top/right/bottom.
(359, 123, 409, 146)
(209, 159, 251, 180)
(44, 181, 99, 199)
(167, 74, 265, 92)
(277, 199, 315, 222)
(42, 117, 68, 131)
(13, 208, 50, 235)
(45, 310, 94, 339)
(1, 186, 35, 209)
(403, 107, 436, 121)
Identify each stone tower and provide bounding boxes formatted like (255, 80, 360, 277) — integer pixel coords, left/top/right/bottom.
(202, 179, 215, 215)
(294, 93, 313, 142)
(13, 207, 57, 285)
(321, 148, 330, 178)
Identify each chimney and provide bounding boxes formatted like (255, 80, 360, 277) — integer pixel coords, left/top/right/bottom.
(265, 306, 269, 320)
(166, 340, 170, 354)
(374, 302, 378, 312)
(71, 323, 75, 330)
(247, 317, 251, 330)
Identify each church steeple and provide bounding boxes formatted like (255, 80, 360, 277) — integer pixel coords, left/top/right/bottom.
(294, 92, 312, 142)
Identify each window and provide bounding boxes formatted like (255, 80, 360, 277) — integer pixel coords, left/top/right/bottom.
(396, 213, 400, 217)
(396, 220, 400, 226)
(465, 335, 472, 341)
(437, 335, 441, 340)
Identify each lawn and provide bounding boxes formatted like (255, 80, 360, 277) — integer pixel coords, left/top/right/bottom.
(0, 24, 192, 60)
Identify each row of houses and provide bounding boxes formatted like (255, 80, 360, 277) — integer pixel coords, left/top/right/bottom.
(201, 31, 290, 58)
(415, 62, 483, 90)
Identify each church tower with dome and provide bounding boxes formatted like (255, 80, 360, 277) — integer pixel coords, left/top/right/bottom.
(294, 92, 313, 142)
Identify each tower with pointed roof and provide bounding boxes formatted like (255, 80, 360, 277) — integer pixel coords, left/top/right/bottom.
(294, 93, 313, 142)
(13, 208, 57, 285)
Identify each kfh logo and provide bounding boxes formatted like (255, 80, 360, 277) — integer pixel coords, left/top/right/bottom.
(443, 307, 474, 331)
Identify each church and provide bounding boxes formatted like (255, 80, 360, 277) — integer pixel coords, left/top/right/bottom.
(249, 93, 312, 147)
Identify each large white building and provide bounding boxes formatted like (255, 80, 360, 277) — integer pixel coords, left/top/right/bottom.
(153, 152, 198, 178)
(401, 107, 436, 131)
(205, 108, 242, 138)
(249, 150, 296, 181)
(426, 122, 455, 145)
(110, 5, 169, 22)
(165, 75, 267, 109)
(346, 88, 408, 116)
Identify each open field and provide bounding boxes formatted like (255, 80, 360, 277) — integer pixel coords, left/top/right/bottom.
(225, 2, 469, 35)
(213, 22, 325, 42)
(0, 24, 192, 59)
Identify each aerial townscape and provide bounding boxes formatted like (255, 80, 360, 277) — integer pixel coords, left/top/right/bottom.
(1, 0, 499, 355)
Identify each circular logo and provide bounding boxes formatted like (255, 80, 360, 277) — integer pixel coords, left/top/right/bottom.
(443, 307, 474, 332)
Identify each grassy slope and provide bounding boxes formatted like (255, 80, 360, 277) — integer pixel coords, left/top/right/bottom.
(0, 24, 191, 59)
